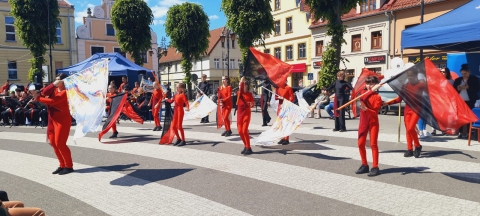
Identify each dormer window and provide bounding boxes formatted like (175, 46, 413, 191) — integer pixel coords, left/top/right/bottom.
(360, 0, 376, 13)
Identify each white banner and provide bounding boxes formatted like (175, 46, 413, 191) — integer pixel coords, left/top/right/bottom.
(254, 100, 310, 145)
(270, 93, 279, 114)
(184, 95, 217, 120)
(63, 59, 109, 141)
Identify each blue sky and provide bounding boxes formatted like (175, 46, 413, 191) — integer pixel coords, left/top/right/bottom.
(72, 0, 227, 45)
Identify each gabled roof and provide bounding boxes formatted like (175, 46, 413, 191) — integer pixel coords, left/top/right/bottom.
(58, 0, 73, 7)
(159, 27, 225, 64)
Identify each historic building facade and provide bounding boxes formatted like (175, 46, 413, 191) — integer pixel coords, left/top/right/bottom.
(76, 0, 158, 73)
(0, 0, 77, 83)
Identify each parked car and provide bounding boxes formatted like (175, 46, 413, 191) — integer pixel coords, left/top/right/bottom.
(378, 86, 405, 115)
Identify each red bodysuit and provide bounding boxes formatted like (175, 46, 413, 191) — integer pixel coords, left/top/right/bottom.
(37, 86, 73, 169)
(160, 93, 190, 144)
(358, 90, 383, 168)
(152, 88, 164, 127)
(386, 82, 425, 151)
(106, 92, 118, 133)
(275, 85, 294, 140)
(217, 86, 232, 130)
(237, 81, 255, 149)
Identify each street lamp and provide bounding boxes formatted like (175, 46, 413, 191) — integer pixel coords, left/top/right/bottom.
(47, 0, 53, 82)
(149, 37, 169, 81)
(219, 27, 236, 77)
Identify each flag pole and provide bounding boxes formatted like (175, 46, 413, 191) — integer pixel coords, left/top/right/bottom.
(336, 84, 384, 110)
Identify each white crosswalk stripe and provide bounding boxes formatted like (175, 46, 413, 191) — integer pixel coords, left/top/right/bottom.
(0, 150, 250, 216)
(2, 130, 480, 215)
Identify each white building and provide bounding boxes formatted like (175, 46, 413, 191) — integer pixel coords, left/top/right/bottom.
(310, 0, 392, 83)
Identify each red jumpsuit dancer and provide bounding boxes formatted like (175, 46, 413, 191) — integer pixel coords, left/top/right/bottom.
(275, 83, 294, 145)
(218, 76, 232, 136)
(385, 70, 425, 158)
(162, 83, 190, 146)
(355, 76, 383, 177)
(106, 85, 119, 138)
(149, 82, 164, 131)
(237, 77, 255, 155)
(33, 73, 74, 175)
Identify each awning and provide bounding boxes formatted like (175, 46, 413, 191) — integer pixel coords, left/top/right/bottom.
(290, 63, 306, 73)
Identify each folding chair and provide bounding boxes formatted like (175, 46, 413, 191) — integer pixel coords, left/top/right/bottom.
(467, 108, 480, 146)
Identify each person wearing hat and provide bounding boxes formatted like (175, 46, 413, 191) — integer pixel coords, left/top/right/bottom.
(24, 84, 43, 126)
(0, 91, 17, 125)
(32, 73, 74, 175)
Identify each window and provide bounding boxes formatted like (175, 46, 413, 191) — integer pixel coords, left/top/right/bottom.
(286, 17, 292, 33)
(5, 16, 15, 41)
(274, 21, 280, 35)
(114, 48, 126, 57)
(360, 0, 376, 13)
(316, 41, 324, 56)
(275, 0, 280, 10)
(274, 47, 281, 59)
(194, 61, 197, 70)
(230, 59, 235, 69)
(140, 52, 148, 63)
(91, 46, 104, 55)
(174, 64, 178, 72)
(214, 58, 220, 69)
(7, 61, 17, 80)
(286, 45, 293, 60)
(238, 59, 242, 70)
(264, 49, 270, 54)
(405, 24, 419, 29)
(222, 58, 228, 68)
(352, 34, 361, 52)
(56, 22, 62, 44)
(55, 62, 63, 72)
(371, 31, 382, 49)
(232, 39, 235, 48)
(221, 41, 225, 48)
(106, 24, 115, 36)
(298, 43, 306, 59)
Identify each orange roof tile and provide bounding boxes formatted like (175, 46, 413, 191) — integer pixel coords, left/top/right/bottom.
(58, 0, 73, 7)
(159, 26, 225, 64)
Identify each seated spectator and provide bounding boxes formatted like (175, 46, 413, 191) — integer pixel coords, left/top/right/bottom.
(315, 88, 330, 118)
(0, 191, 45, 216)
(325, 94, 335, 119)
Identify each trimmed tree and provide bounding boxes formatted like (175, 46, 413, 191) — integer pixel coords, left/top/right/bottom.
(305, 0, 361, 88)
(9, 0, 60, 82)
(111, 0, 153, 66)
(165, 2, 210, 99)
(221, 0, 274, 72)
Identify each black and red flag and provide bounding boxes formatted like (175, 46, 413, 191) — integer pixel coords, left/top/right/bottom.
(242, 47, 292, 88)
(98, 93, 144, 141)
(351, 68, 384, 117)
(384, 59, 477, 134)
(159, 102, 174, 144)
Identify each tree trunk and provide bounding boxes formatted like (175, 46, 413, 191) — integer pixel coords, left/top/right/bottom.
(332, 1, 343, 71)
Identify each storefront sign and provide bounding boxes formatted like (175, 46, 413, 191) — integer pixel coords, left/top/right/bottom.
(364, 55, 386, 65)
(408, 54, 447, 63)
(313, 61, 323, 69)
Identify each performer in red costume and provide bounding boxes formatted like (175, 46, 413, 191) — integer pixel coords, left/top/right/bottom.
(161, 83, 190, 146)
(217, 76, 233, 136)
(355, 76, 383, 177)
(385, 69, 425, 158)
(149, 82, 164, 131)
(106, 85, 119, 138)
(275, 82, 294, 145)
(237, 77, 255, 155)
(32, 73, 74, 175)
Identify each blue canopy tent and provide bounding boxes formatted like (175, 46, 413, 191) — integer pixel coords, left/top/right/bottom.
(57, 52, 153, 87)
(402, 0, 480, 52)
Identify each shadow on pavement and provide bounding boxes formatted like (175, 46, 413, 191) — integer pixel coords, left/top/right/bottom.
(101, 135, 158, 144)
(380, 166, 431, 175)
(442, 172, 480, 184)
(421, 150, 477, 159)
(186, 140, 223, 147)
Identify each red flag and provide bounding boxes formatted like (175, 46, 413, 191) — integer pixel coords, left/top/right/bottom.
(385, 59, 477, 134)
(216, 100, 224, 129)
(242, 47, 292, 88)
(122, 101, 144, 124)
(98, 93, 127, 141)
(351, 68, 384, 117)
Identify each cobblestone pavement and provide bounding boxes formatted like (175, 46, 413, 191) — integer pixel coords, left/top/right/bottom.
(1, 109, 480, 216)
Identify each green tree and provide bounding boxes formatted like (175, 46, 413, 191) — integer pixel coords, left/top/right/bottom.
(111, 0, 153, 66)
(305, 0, 361, 88)
(165, 2, 210, 99)
(221, 0, 274, 71)
(9, 0, 60, 82)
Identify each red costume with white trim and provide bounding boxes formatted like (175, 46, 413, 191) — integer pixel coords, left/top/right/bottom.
(37, 84, 73, 169)
(358, 89, 382, 168)
(237, 81, 255, 149)
(218, 86, 232, 131)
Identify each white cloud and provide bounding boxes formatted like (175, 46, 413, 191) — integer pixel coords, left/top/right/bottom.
(150, 0, 189, 25)
(159, 0, 186, 7)
(209, 15, 219, 20)
(152, 19, 166, 25)
(151, 5, 169, 19)
(74, 3, 95, 24)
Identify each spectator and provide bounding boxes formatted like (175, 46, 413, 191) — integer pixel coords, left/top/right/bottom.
(315, 88, 330, 118)
(0, 190, 45, 216)
(453, 64, 480, 138)
(328, 71, 353, 132)
(325, 94, 335, 119)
